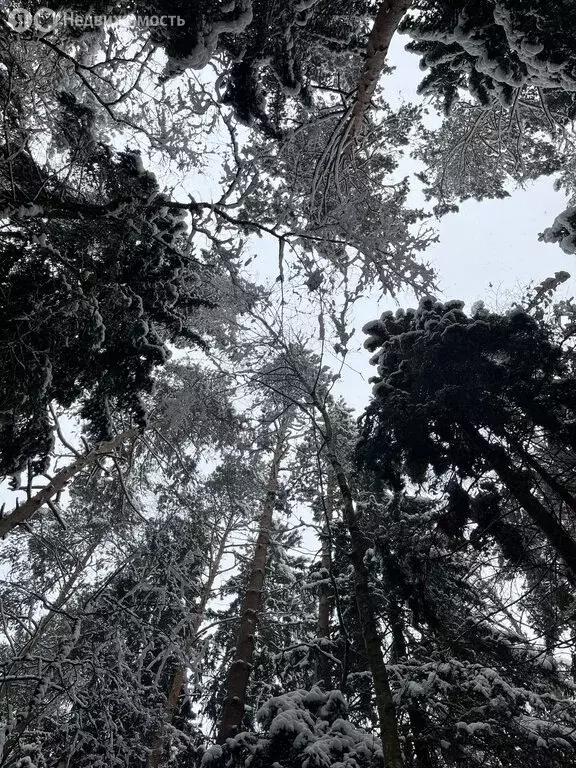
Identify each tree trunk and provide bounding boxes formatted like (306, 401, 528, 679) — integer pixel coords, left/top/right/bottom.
(389, 600, 435, 768)
(0, 428, 139, 538)
(216, 420, 289, 743)
(147, 512, 237, 767)
(460, 421, 576, 582)
(506, 434, 576, 517)
(317, 402, 404, 768)
(317, 471, 334, 688)
(347, 0, 412, 144)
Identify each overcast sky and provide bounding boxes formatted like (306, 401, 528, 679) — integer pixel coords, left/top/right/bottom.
(333, 36, 576, 411)
(386, 33, 574, 308)
(3, 19, 574, 529)
(178, 34, 576, 412)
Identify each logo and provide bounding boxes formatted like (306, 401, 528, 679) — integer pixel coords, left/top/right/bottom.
(33, 6, 56, 32)
(6, 7, 32, 31)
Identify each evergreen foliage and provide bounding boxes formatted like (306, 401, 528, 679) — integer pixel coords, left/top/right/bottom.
(402, 1, 576, 113)
(2, 4, 576, 768)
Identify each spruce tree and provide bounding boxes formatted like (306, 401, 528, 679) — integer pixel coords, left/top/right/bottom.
(358, 297, 576, 580)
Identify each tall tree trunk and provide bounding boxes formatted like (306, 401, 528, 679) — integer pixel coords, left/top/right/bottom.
(347, 0, 412, 144)
(216, 420, 289, 743)
(388, 600, 435, 768)
(460, 421, 576, 582)
(147, 511, 237, 767)
(317, 471, 334, 688)
(316, 401, 404, 768)
(0, 428, 139, 538)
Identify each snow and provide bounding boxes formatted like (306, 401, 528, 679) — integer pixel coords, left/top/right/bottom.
(405, 681, 425, 697)
(243, 688, 383, 768)
(15, 203, 44, 218)
(201, 744, 223, 765)
(164, 1, 253, 74)
(464, 721, 491, 735)
(540, 206, 576, 255)
(406, 4, 576, 110)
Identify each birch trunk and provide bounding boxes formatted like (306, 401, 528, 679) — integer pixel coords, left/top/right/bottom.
(216, 420, 289, 743)
(317, 472, 334, 688)
(147, 512, 237, 767)
(18, 538, 101, 657)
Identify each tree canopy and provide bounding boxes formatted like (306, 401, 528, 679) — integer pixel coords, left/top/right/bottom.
(2, 2, 576, 767)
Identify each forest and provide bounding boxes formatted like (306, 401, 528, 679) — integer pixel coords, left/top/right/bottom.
(2, 1, 576, 766)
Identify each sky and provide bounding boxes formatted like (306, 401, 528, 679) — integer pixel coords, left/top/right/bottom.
(342, 178, 574, 410)
(166, 33, 576, 405)
(332, 35, 576, 411)
(385, 33, 575, 309)
(226, 31, 576, 414)
(3, 23, 574, 506)
(1, 13, 574, 661)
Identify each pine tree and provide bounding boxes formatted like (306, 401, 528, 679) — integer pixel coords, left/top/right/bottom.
(217, 414, 293, 743)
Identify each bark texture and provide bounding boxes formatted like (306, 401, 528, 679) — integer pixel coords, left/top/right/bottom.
(347, 0, 412, 143)
(216, 421, 289, 744)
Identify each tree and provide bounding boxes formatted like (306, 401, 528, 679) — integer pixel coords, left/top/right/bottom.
(34, 517, 207, 767)
(401, 1, 576, 113)
(0, 133, 216, 475)
(33, 0, 374, 132)
(217, 414, 294, 743)
(0, 20, 265, 478)
(411, 99, 566, 216)
(347, 0, 413, 143)
(354, 487, 576, 767)
(203, 688, 385, 768)
(147, 460, 250, 768)
(0, 427, 139, 537)
(399, 1, 576, 237)
(201, 517, 320, 737)
(358, 298, 576, 580)
(4, 4, 576, 767)
(244, 338, 406, 768)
